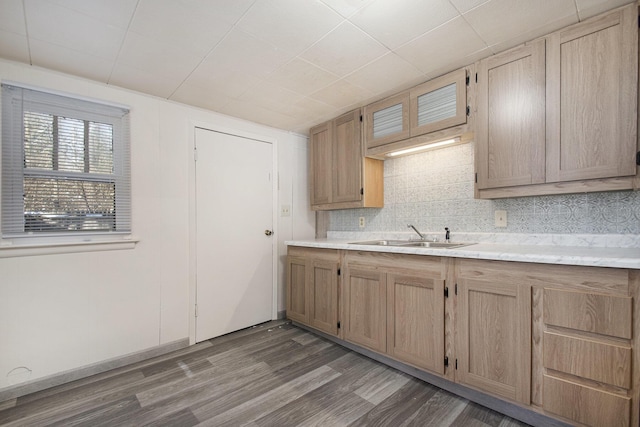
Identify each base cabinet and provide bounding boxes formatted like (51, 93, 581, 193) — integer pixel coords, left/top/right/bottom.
(286, 247, 340, 337)
(287, 248, 638, 427)
(455, 276, 531, 405)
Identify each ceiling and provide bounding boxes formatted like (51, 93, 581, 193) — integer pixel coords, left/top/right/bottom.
(0, 0, 634, 135)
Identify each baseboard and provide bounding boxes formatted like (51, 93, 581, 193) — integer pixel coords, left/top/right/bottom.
(291, 322, 570, 427)
(277, 310, 287, 320)
(0, 338, 189, 402)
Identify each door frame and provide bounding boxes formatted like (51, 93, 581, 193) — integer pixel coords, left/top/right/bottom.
(188, 122, 279, 345)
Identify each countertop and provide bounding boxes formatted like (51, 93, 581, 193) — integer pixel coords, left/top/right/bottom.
(286, 239, 640, 270)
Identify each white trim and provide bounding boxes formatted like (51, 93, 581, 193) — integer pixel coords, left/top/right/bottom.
(188, 121, 279, 345)
(1, 80, 130, 111)
(0, 238, 138, 258)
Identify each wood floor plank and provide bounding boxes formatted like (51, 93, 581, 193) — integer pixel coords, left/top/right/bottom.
(455, 401, 513, 427)
(348, 378, 440, 427)
(0, 399, 16, 411)
(399, 389, 468, 427)
(195, 365, 341, 426)
(46, 395, 141, 427)
(354, 368, 411, 405)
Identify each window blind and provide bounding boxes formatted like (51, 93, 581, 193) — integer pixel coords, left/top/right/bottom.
(417, 82, 457, 126)
(1, 84, 131, 237)
(372, 103, 403, 138)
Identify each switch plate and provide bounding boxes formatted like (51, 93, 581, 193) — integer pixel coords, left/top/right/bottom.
(280, 204, 291, 217)
(359, 217, 365, 228)
(495, 210, 507, 227)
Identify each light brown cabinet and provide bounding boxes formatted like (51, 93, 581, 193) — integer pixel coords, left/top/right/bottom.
(342, 264, 387, 353)
(287, 247, 640, 426)
(342, 252, 446, 374)
(455, 267, 531, 404)
(286, 247, 340, 337)
(364, 67, 473, 158)
(477, 3, 638, 198)
(309, 109, 383, 210)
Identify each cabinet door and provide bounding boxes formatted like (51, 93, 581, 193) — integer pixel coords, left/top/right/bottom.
(456, 278, 531, 404)
(476, 40, 546, 189)
(333, 110, 362, 204)
(309, 259, 339, 336)
(546, 5, 637, 182)
(410, 69, 467, 137)
(286, 256, 309, 324)
(309, 121, 332, 206)
(363, 92, 410, 149)
(386, 273, 445, 374)
(343, 265, 387, 353)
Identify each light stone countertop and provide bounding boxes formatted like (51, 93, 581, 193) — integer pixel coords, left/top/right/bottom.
(285, 238, 640, 270)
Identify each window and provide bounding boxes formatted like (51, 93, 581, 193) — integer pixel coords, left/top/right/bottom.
(1, 84, 131, 238)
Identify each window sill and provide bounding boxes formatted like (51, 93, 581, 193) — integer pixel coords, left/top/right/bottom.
(0, 237, 139, 258)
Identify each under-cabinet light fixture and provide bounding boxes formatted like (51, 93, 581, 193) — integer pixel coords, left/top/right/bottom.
(387, 137, 461, 157)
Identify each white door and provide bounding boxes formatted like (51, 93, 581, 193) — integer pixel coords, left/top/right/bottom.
(195, 127, 274, 342)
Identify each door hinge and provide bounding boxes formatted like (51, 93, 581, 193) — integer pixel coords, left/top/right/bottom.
(337, 321, 341, 329)
(194, 147, 198, 162)
(444, 356, 449, 367)
(195, 304, 198, 317)
(444, 287, 449, 298)
(466, 106, 470, 116)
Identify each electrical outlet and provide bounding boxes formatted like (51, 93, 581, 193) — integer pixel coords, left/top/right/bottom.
(495, 210, 507, 227)
(280, 204, 291, 217)
(359, 217, 365, 228)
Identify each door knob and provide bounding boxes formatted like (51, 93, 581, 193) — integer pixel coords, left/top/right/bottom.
(264, 230, 273, 236)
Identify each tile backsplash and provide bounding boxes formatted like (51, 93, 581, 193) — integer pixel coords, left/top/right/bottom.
(329, 142, 640, 235)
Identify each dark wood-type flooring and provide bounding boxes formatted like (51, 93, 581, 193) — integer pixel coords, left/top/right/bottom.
(0, 320, 530, 426)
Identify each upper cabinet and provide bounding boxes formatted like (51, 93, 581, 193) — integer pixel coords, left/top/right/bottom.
(309, 109, 384, 210)
(410, 68, 467, 137)
(363, 92, 411, 149)
(364, 66, 473, 158)
(477, 4, 638, 198)
(476, 40, 546, 190)
(546, 6, 637, 183)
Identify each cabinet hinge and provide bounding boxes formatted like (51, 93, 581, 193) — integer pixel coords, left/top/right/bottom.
(475, 173, 478, 183)
(455, 283, 458, 295)
(465, 75, 470, 85)
(444, 356, 449, 367)
(466, 106, 470, 116)
(444, 287, 449, 298)
(337, 268, 341, 276)
(636, 150, 640, 165)
(455, 359, 458, 370)
(360, 115, 363, 122)
(638, 14, 639, 28)
(360, 188, 364, 195)
(194, 147, 198, 162)
(195, 304, 198, 318)
(475, 73, 478, 83)
(337, 321, 341, 329)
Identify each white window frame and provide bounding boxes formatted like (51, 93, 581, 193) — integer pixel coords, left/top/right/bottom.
(1, 82, 135, 255)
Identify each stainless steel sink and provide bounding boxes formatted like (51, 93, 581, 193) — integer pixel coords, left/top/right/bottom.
(349, 240, 409, 246)
(349, 240, 473, 249)
(397, 241, 472, 249)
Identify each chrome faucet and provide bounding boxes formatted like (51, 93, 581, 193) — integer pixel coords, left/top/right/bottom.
(407, 224, 425, 240)
(445, 227, 450, 243)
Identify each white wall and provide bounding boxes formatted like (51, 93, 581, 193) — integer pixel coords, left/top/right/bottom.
(0, 59, 314, 391)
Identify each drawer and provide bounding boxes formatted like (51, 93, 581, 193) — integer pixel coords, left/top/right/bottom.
(543, 288, 632, 339)
(543, 331, 631, 388)
(543, 375, 630, 427)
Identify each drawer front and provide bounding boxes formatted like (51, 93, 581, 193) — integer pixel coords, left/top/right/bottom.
(543, 331, 632, 389)
(543, 375, 630, 427)
(543, 288, 632, 339)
